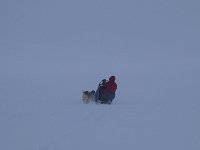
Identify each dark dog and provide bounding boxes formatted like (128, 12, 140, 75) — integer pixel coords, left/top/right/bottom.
(82, 90, 95, 103)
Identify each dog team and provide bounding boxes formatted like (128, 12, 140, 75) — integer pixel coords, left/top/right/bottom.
(82, 75, 117, 104)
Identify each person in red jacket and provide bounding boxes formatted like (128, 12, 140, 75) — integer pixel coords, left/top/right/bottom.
(100, 76, 117, 104)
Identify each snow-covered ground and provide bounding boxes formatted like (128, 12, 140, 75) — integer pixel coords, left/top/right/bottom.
(1, 0, 200, 150)
(1, 50, 199, 150)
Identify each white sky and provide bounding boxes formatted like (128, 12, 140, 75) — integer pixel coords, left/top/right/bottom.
(0, 0, 199, 54)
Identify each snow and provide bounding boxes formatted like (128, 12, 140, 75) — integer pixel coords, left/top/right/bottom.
(1, 52, 199, 150)
(0, 0, 200, 150)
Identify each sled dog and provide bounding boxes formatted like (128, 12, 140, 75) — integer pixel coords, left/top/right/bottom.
(82, 90, 95, 103)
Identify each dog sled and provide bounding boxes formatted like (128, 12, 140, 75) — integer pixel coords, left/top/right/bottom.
(82, 76, 117, 104)
(82, 79, 108, 104)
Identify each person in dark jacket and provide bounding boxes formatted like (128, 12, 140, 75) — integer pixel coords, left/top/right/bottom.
(95, 79, 107, 102)
(100, 76, 117, 104)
